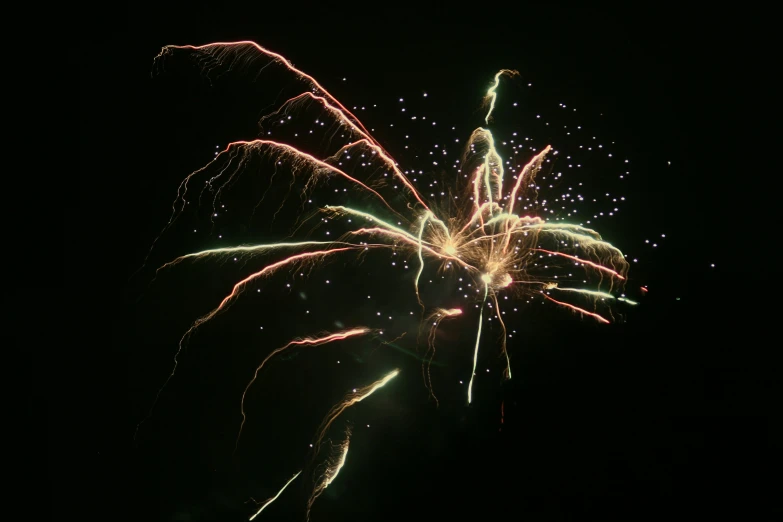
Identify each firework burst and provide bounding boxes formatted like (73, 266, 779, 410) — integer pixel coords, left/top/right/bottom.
(138, 41, 634, 519)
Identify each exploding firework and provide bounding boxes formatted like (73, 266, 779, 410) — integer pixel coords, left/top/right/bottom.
(138, 41, 636, 519)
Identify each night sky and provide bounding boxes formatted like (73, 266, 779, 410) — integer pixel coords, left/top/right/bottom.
(74, 5, 777, 521)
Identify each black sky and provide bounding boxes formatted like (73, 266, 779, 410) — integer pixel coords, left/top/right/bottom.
(73, 4, 777, 521)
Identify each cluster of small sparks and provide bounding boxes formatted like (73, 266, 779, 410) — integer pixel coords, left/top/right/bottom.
(140, 41, 640, 519)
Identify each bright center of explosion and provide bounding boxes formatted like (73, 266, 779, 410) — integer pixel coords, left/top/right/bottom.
(481, 271, 512, 289)
(443, 244, 457, 256)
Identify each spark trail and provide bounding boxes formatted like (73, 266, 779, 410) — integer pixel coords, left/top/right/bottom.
(311, 369, 399, 451)
(306, 427, 352, 521)
(236, 328, 371, 450)
(135, 246, 374, 439)
(249, 471, 302, 520)
(422, 308, 462, 405)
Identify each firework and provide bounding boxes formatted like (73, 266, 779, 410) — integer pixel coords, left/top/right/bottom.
(140, 41, 634, 519)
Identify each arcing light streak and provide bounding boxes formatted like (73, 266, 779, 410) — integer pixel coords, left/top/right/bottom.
(249, 471, 302, 520)
(219, 140, 397, 215)
(306, 427, 352, 521)
(534, 248, 626, 285)
(302, 370, 398, 519)
(186, 247, 360, 341)
(506, 146, 552, 216)
(155, 42, 378, 150)
(311, 369, 399, 451)
(136, 247, 369, 439)
(484, 69, 519, 124)
(541, 293, 611, 324)
(158, 240, 370, 271)
(327, 139, 431, 211)
(236, 328, 371, 450)
(422, 308, 462, 405)
(157, 43, 430, 213)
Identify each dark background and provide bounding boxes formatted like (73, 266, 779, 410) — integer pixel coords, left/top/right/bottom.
(73, 4, 777, 521)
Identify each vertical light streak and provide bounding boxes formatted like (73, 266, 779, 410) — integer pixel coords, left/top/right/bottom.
(421, 308, 462, 405)
(491, 293, 511, 380)
(467, 282, 490, 404)
(415, 212, 431, 310)
(134, 247, 361, 439)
